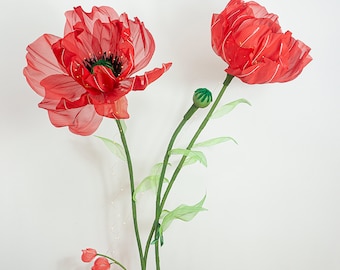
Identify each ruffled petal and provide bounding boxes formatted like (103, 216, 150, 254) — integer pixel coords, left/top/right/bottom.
(40, 74, 86, 102)
(23, 34, 65, 96)
(85, 65, 118, 93)
(64, 6, 119, 35)
(48, 105, 102, 136)
(132, 63, 172, 90)
(123, 15, 156, 73)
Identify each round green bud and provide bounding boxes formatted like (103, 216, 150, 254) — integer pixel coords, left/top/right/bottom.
(193, 88, 213, 108)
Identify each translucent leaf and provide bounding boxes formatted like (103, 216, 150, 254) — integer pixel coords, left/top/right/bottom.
(170, 148, 207, 167)
(160, 195, 207, 232)
(150, 162, 170, 176)
(133, 163, 170, 200)
(211, 98, 251, 119)
(193, 136, 238, 148)
(95, 136, 126, 161)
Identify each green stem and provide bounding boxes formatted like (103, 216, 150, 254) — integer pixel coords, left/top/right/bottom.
(97, 253, 127, 270)
(160, 74, 234, 212)
(115, 120, 145, 270)
(143, 105, 198, 267)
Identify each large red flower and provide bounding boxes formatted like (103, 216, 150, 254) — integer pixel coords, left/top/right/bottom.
(211, 0, 312, 84)
(24, 6, 171, 135)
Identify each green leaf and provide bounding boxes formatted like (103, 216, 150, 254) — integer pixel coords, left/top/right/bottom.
(211, 98, 251, 119)
(170, 148, 207, 167)
(133, 163, 170, 200)
(193, 136, 238, 148)
(95, 136, 126, 161)
(160, 195, 207, 233)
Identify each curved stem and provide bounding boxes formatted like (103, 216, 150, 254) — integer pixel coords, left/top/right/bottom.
(160, 74, 234, 211)
(97, 253, 127, 270)
(115, 120, 145, 270)
(143, 105, 198, 267)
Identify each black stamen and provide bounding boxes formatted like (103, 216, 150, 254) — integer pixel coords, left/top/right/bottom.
(84, 52, 122, 77)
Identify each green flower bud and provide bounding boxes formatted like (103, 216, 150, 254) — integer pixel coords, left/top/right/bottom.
(193, 88, 213, 108)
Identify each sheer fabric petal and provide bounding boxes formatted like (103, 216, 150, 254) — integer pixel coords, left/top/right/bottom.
(48, 105, 102, 136)
(23, 34, 65, 96)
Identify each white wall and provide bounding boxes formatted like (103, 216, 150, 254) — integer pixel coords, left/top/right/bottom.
(1, 0, 339, 269)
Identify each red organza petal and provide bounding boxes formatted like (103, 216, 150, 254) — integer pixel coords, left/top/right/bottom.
(85, 65, 117, 93)
(92, 20, 122, 55)
(48, 105, 102, 136)
(40, 74, 86, 101)
(93, 96, 129, 119)
(228, 59, 279, 84)
(56, 94, 91, 110)
(64, 6, 119, 35)
(132, 63, 172, 90)
(23, 34, 64, 96)
(53, 30, 101, 66)
(122, 14, 155, 73)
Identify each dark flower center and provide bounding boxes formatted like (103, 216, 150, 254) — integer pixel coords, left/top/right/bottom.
(84, 52, 122, 77)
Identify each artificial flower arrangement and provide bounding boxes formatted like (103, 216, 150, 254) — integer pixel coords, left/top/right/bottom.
(23, 0, 312, 269)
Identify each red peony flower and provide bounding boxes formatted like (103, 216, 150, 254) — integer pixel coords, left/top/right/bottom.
(211, 0, 312, 84)
(92, 257, 110, 270)
(81, 248, 97, 262)
(24, 6, 171, 135)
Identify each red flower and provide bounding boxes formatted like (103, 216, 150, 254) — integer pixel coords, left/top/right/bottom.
(211, 0, 312, 84)
(92, 257, 110, 270)
(24, 6, 171, 135)
(81, 248, 97, 262)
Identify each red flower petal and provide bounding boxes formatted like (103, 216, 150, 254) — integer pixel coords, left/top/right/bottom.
(47, 106, 102, 136)
(93, 95, 129, 119)
(64, 6, 119, 35)
(132, 63, 172, 90)
(23, 34, 64, 96)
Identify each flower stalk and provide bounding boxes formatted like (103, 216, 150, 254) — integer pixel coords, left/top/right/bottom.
(145, 104, 198, 265)
(147, 74, 234, 270)
(115, 120, 145, 270)
(160, 74, 234, 213)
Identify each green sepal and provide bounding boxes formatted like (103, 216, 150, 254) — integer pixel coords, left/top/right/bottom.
(151, 223, 165, 246)
(210, 98, 251, 119)
(95, 136, 126, 161)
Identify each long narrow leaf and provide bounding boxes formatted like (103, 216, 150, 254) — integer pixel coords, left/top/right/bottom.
(193, 136, 238, 148)
(211, 98, 251, 119)
(95, 136, 126, 161)
(160, 195, 207, 232)
(170, 148, 207, 167)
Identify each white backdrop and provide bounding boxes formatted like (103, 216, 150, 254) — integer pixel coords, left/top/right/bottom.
(1, 0, 339, 269)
